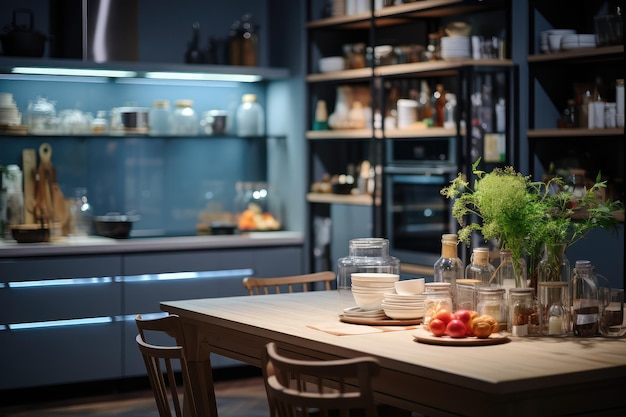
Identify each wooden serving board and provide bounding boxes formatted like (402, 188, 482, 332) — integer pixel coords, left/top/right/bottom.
(340, 315, 422, 326)
(412, 328, 510, 346)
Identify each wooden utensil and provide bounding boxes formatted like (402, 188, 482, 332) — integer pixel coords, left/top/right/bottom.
(33, 143, 68, 229)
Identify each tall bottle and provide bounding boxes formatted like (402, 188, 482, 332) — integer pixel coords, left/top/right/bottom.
(433, 233, 464, 309)
(240, 14, 259, 66)
(185, 22, 206, 64)
(236, 94, 265, 137)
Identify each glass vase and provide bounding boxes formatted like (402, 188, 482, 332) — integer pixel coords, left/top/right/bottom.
(497, 250, 528, 290)
(537, 243, 571, 336)
(538, 243, 570, 283)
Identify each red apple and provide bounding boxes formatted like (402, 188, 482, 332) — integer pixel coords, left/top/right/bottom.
(454, 309, 478, 336)
(446, 319, 467, 338)
(434, 309, 454, 325)
(429, 318, 447, 337)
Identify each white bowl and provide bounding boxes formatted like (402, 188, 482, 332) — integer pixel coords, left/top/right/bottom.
(383, 307, 423, 320)
(353, 291, 385, 311)
(319, 56, 345, 73)
(394, 278, 425, 295)
(351, 273, 400, 283)
(351, 279, 398, 288)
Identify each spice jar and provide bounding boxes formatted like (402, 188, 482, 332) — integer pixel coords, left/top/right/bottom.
(509, 288, 540, 336)
(423, 282, 453, 330)
(477, 287, 507, 331)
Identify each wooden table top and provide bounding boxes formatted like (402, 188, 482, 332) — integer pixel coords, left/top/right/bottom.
(161, 291, 626, 416)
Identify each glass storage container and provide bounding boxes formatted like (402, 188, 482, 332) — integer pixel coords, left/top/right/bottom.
(236, 94, 264, 137)
(149, 100, 172, 135)
(477, 287, 507, 331)
(171, 99, 198, 136)
(336, 238, 400, 315)
(465, 247, 496, 286)
(433, 233, 463, 309)
(508, 288, 540, 336)
(423, 282, 453, 330)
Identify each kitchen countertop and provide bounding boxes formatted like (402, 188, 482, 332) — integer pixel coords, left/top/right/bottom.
(0, 231, 304, 258)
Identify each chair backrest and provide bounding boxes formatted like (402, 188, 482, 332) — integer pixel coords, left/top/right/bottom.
(135, 314, 197, 417)
(262, 342, 380, 417)
(243, 271, 335, 295)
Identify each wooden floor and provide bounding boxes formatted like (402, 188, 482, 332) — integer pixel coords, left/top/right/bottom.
(0, 368, 269, 417)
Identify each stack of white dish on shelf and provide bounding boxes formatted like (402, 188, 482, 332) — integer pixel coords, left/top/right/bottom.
(350, 272, 399, 314)
(539, 29, 576, 53)
(560, 34, 597, 50)
(395, 99, 418, 128)
(0, 92, 22, 127)
(441, 36, 471, 60)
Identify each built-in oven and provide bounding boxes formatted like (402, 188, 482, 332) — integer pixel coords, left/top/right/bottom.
(383, 136, 460, 268)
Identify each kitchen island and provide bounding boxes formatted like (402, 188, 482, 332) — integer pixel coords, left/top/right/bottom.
(0, 231, 304, 390)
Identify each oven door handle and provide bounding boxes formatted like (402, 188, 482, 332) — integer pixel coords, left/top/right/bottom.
(383, 165, 458, 175)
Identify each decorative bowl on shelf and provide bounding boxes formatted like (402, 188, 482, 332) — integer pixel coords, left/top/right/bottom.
(11, 224, 50, 243)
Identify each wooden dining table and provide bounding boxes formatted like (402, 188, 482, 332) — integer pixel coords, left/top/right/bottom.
(161, 291, 626, 417)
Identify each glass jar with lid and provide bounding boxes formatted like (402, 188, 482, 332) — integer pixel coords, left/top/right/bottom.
(336, 238, 400, 315)
(509, 288, 540, 336)
(27, 96, 57, 134)
(477, 287, 507, 331)
(171, 99, 198, 136)
(149, 99, 172, 136)
(465, 247, 496, 286)
(236, 94, 264, 137)
(423, 282, 453, 330)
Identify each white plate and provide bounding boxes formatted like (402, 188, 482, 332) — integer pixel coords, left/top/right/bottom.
(383, 309, 423, 320)
(561, 44, 597, 50)
(343, 306, 386, 318)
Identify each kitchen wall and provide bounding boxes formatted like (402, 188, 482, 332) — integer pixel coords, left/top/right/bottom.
(1, 0, 306, 238)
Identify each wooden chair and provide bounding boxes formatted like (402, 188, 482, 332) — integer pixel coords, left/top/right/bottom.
(243, 271, 335, 295)
(262, 341, 380, 417)
(135, 314, 198, 417)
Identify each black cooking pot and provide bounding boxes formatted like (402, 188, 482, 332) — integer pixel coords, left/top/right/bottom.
(1, 8, 49, 57)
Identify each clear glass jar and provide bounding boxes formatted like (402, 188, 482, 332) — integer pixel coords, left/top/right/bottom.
(433, 233, 464, 309)
(538, 281, 570, 336)
(91, 110, 109, 135)
(423, 282, 453, 330)
(465, 247, 496, 286)
(171, 99, 198, 136)
(455, 279, 483, 311)
(572, 260, 601, 337)
(149, 100, 172, 136)
(336, 238, 400, 315)
(509, 288, 540, 336)
(27, 96, 57, 134)
(236, 94, 264, 137)
(477, 287, 507, 331)
(70, 187, 93, 236)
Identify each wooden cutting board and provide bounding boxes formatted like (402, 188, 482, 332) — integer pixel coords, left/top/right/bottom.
(22, 148, 36, 224)
(32, 143, 68, 229)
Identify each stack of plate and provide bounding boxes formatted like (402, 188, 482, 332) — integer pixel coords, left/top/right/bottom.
(342, 306, 387, 320)
(441, 36, 470, 60)
(561, 34, 597, 50)
(0, 93, 22, 126)
(396, 99, 418, 128)
(539, 29, 576, 53)
(382, 292, 426, 320)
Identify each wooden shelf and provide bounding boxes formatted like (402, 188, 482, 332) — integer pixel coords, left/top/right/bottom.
(306, 192, 379, 206)
(306, 129, 379, 140)
(527, 128, 624, 138)
(527, 45, 624, 64)
(306, 67, 373, 83)
(306, 127, 460, 140)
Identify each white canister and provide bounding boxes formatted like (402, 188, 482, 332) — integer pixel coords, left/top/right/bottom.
(605, 102, 617, 128)
(149, 100, 172, 136)
(236, 94, 265, 137)
(396, 99, 418, 128)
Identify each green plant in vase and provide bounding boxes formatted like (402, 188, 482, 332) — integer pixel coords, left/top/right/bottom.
(441, 159, 623, 287)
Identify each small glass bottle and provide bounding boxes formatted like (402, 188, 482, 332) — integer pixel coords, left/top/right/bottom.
(171, 99, 198, 136)
(509, 288, 540, 337)
(538, 281, 570, 336)
(477, 287, 507, 331)
(336, 238, 400, 315)
(433, 233, 464, 310)
(423, 282, 453, 330)
(497, 250, 527, 290)
(149, 100, 172, 136)
(572, 260, 600, 337)
(236, 94, 265, 137)
(465, 247, 496, 286)
(70, 187, 93, 236)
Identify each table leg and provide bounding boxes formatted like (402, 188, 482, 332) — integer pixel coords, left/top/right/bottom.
(182, 322, 218, 417)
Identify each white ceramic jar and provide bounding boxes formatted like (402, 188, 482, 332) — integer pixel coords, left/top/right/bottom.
(171, 99, 198, 136)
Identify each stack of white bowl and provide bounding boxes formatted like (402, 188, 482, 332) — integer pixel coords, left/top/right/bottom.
(350, 272, 399, 313)
(540, 29, 576, 53)
(396, 99, 418, 128)
(0, 93, 22, 126)
(441, 36, 471, 60)
(382, 278, 426, 320)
